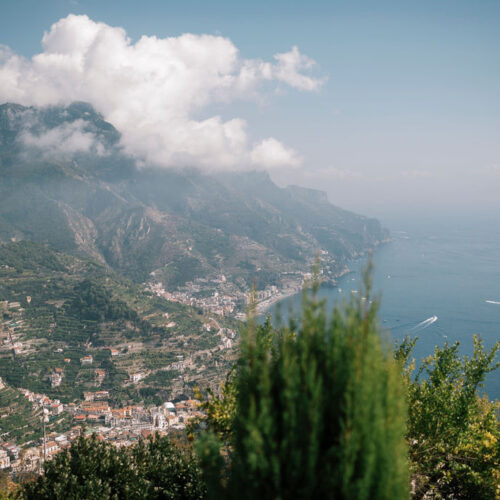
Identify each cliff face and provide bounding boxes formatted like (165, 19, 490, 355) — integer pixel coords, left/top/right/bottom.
(0, 102, 388, 288)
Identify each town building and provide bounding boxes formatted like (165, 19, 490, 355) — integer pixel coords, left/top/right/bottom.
(50, 372, 63, 388)
(80, 355, 93, 365)
(95, 369, 106, 385)
(129, 372, 144, 383)
(0, 449, 10, 469)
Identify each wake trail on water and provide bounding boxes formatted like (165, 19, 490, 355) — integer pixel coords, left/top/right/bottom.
(485, 300, 500, 305)
(410, 315, 438, 332)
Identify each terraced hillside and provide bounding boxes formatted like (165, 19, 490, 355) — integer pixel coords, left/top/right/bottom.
(0, 242, 238, 412)
(0, 382, 41, 443)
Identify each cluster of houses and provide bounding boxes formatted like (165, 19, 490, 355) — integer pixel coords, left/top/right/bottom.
(19, 388, 64, 416)
(254, 285, 279, 301)
(217, 327, 236, 350)
(0, 427, 82, 473)
(0, 397, 204, 474)
(148, 276, 245, 317)
(0, 448, 11, 469)
(147, 274, 307, 320)
(69, 397, 202, 431)
(50, 368, 64, 388)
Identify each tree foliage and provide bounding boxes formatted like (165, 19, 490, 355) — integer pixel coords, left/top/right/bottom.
(199, 267, 409, 500)
(194, 368, 237, 443)
(19, 434, 205, 500)
(0, 241, 65, 274)
(397, 335, 500, 499)
(68, 279, 137, 322)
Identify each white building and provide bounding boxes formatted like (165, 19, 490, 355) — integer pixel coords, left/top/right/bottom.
(220, 337, 233, 349)
(50, 402, 64, 415)
(130, 372, 144, 383)
(0, 449, 10, 469)
(50, 372, 62, 388)
(151, 410, 167, 429)
(81, 355, 93, 365)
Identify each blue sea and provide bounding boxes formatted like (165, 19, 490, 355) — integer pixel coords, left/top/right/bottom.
(267, 213, 500, 400)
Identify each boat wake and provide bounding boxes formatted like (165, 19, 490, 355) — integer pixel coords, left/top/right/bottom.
(410, 315, 438, 332)
(485, 300, 500, 305)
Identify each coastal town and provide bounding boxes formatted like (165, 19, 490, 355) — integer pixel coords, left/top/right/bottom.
(0, 299, 236, 479)
(1, 375, 204, 475)
(147, 250, 343, 319)
(147, 273, 303, 320)
(0, 249, 350, 481)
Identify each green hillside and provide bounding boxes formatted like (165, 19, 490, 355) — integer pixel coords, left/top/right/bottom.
(0, 383, 41, 443)
(0, 241, 238, 411)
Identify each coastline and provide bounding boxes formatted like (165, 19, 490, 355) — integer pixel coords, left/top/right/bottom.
(255, 266, 355, 317)
(255, 287, 302, 316)
(253, 239, 392, 318)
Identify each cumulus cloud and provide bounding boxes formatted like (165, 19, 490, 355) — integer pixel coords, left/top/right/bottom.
(272, 46, 324, 91)
(250, 138, 301, 168)
(0, 15, 324, 169)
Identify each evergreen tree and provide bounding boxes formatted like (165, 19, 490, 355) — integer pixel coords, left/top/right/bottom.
(200, 266, 409, 500)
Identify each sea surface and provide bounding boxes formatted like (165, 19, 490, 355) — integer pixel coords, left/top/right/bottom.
(267, 214, 500, 400)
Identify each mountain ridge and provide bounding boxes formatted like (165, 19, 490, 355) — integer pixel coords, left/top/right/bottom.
(0, 101, 388, 443)
(0, 102, 388, 292)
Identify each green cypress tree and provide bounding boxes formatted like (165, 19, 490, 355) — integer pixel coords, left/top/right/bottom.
(201, 266, 409, 499)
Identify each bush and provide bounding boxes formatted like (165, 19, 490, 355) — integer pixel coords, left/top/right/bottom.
(20, 434, 205, 499)
(397, 335, 500, 499)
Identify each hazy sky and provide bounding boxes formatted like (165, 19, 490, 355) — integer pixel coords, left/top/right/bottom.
(1, 0, 499, 221)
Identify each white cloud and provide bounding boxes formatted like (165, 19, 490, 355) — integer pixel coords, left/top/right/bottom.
(250, 138, 301, 168)
(272, 46, 325, 91)
(0, 15, 323, 169)
(19, 119, 107, 158)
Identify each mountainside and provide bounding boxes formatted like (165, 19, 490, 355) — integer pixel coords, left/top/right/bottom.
(0, 241, 237, 429)
(0, 102, 388, 294)
(0, 102, 388, 444)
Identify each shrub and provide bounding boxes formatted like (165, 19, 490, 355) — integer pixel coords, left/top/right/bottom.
(20, 434, 205, 500)
(397, 335, 500, 499)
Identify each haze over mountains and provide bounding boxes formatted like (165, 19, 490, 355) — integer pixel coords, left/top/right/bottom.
(0, 101, 387, 438)
(0, 101, 387, 290)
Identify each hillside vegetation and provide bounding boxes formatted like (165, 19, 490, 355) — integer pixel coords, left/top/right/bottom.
(0, 241, 237, 425)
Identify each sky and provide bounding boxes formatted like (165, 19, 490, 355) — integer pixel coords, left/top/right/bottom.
(0, 0, 499, 222)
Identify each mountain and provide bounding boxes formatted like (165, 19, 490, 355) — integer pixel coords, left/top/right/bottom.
(0, 241, 237, 424)
(0, 102, 388, 443)
(0, 102, 388, 293)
